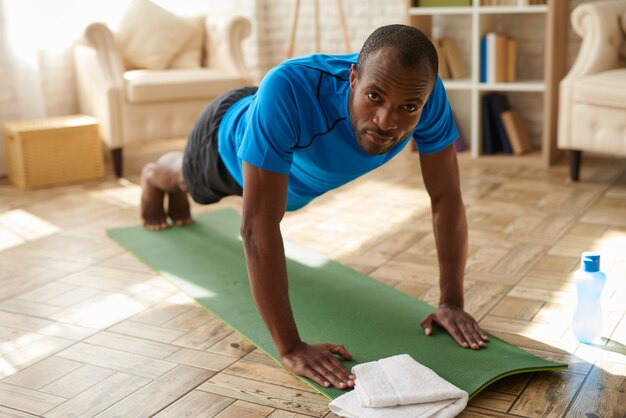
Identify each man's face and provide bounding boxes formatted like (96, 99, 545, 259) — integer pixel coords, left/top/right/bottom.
(348, 48, 433, 155)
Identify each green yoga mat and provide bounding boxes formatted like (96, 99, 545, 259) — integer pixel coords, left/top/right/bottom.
(108, 209, 566, 400)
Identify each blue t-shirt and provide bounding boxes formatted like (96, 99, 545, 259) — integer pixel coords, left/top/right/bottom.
(218, 53, 458, 211)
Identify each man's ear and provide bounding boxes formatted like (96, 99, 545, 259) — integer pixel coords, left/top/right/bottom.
(349, 64, 358, 88)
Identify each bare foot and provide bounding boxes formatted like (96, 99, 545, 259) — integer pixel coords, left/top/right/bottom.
(141, 163, 169, 231)
(167, 190, 193, 226)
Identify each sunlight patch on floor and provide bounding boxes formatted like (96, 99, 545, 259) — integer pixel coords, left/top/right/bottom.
(282, 179, 432, 258)
(0, 358, 16, 378)
(284, 239, 329, 268)
(596, 231, 626, 266)
(90, 179, 141, 208)
(161, 271, 218, 299)
(0, 209, 60, 251)
(575, 343, 626, 374)
(56, 293, 149, 329)
(0, 227, 23, 252)
(0, 332, 45, 378)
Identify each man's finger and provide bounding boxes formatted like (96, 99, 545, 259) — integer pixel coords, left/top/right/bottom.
(321, 356, 354, 388)
(447, 323, 469, 348)
(463, 322, 485, 350)
(459, 321, 482, 350)
(420, 314, 435, 336)
(325, 344, 356, 381)
(305, 367, 330, 388)
(473, 322, 489, 341)
(468, 323, 487, 348)
(472, 327, 487, 347)
(326, 356, 356, 387)
(315, 361, 349, 389)
(328, 344, 353, 361)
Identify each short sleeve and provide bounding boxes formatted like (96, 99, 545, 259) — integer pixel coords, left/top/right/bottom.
(412, 77, 459, 155)
(237, 66, 300, 174)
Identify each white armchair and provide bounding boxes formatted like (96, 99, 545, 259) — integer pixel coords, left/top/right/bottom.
(73, 7, 252, 176)
(558, 0, 626, 181)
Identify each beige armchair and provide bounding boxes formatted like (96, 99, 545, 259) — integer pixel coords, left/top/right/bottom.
(558, 0, 626, 181)
(73, 11, 252, 176)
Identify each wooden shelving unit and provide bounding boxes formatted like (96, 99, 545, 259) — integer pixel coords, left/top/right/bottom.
(406, 0, 568, 166)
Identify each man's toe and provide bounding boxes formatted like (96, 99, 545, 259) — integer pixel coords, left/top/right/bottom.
(144, 219, 169, 231)
(173, 217, 193, 227)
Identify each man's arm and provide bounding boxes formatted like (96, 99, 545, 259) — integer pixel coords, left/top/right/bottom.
(240, 161, 355, 389)
(418, 143, 489, 350)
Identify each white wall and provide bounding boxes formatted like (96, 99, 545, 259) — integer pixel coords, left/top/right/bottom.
(0, 0, 609, 176)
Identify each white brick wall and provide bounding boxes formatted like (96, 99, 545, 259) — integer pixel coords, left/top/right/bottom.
(0, 5, 14, 176)
(0, 0, 612, 176)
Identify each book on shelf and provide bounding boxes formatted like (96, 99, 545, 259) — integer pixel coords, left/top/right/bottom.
(495, 34, 508, 83)
(432, 38, 450, 80)
(482, 93, 513, 154)
(442, 38, 469, 79)
(432, 37, 469, 80)
(486, 33, 496, 83)
(482, 94, 498, 154)
(482, 0, 517, 5)
(483, 32, 516, 83)
(482, 0, 547, 5)
(490, 93, 513, 154)
(480, 36, 487, 83)
(506, 37, 517, 82)
(418, 0, 471, 6)
(501, 110, 533, 155)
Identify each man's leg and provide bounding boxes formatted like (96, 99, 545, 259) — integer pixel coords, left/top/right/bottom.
(140, 152, 192, 230)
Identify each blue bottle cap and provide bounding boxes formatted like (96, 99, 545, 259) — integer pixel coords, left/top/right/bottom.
(581, 252, 600, 272)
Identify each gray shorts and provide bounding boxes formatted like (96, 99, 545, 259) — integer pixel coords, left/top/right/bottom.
(182, 86, 258, 204)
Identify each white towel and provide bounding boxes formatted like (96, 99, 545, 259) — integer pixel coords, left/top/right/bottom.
(328, 354, 468, 418)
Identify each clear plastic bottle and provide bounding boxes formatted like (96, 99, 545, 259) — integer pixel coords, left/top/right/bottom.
(572, 252, 606, 344)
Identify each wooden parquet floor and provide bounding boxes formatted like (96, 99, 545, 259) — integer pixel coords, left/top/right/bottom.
(0, 139, 624, 417)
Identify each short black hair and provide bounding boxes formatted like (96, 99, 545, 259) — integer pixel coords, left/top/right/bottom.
(356, 24, 438, 82)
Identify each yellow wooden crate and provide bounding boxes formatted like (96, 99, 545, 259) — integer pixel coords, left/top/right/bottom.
(3, 115, 104, 189)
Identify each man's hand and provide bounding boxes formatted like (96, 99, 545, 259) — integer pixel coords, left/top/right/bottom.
(421, 304, 489, 350)
(281, 342, 355, 389)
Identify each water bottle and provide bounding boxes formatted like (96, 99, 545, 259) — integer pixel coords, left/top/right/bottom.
(572, 252, 606, 344)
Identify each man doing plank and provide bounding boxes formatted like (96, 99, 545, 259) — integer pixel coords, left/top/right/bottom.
(141, 24, 488, 390)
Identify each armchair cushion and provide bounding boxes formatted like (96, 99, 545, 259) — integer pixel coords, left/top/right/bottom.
(116, 0, 194, 70)
(574, 69, 626, 108)
(123, 69, 248, 103)
(571, 103, 626, 154)
(169, 16, 204, 69)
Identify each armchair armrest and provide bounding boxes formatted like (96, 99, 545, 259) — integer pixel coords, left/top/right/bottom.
(564, 0, 626, 81)
(83, 23, 126, 88)
(205, 15, 252, 82)
(73, 23, 126, 148)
